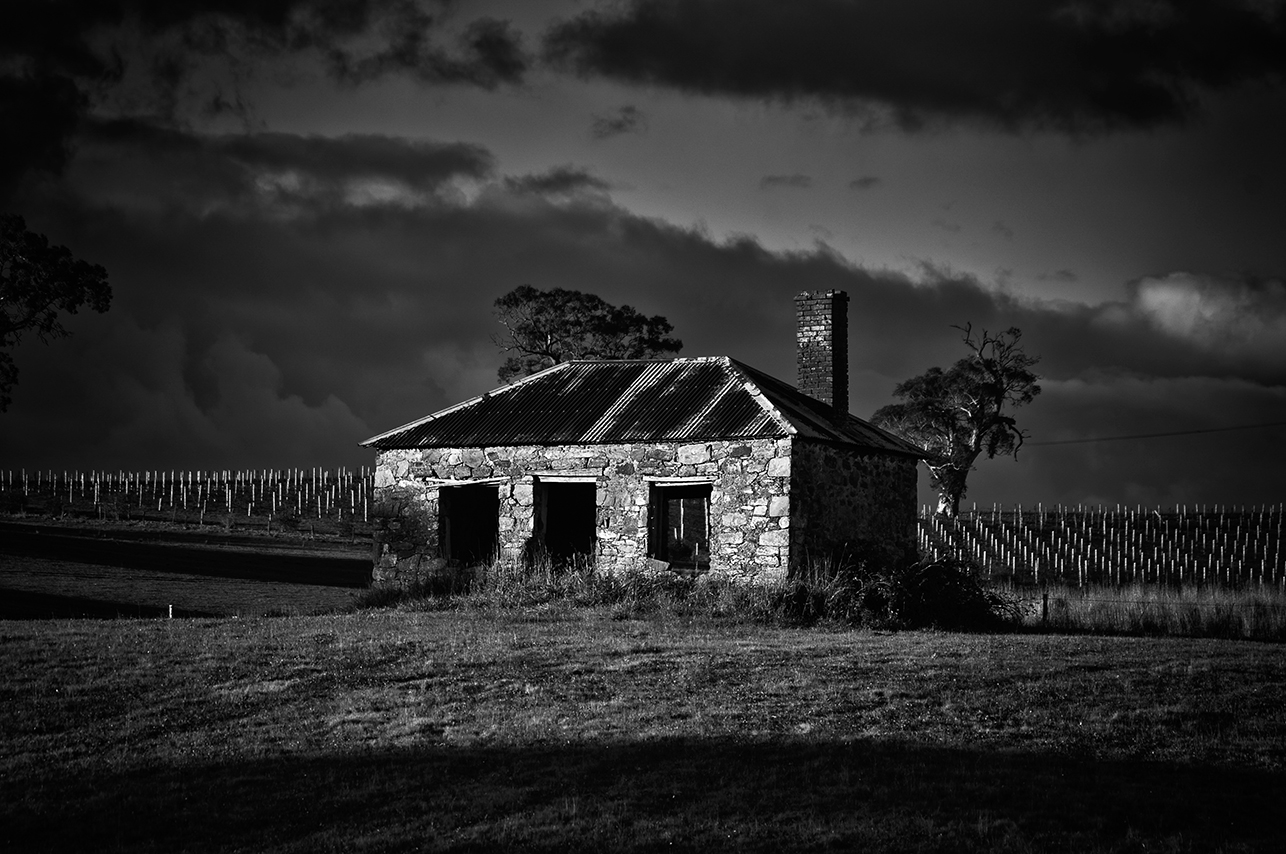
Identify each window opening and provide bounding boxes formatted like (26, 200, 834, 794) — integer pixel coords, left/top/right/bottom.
(438, 483, 499, 565)
(648, 483, 712, 574)
(534, 480, 597, 567)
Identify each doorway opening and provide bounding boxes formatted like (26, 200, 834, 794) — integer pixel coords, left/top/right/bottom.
(438, 484, 499, 565)
(648, 483, 712, 574)
(535, 480, 597, 567)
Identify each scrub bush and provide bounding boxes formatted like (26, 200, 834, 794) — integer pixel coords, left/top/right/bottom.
(778, 550, 1022, 630)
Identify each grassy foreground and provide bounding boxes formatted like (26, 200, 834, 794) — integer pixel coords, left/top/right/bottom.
(3, 608, 1285, 853)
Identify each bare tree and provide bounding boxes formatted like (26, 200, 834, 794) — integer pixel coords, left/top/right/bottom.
(492, 285, 681, 382)
(873, 325, 1040, 518)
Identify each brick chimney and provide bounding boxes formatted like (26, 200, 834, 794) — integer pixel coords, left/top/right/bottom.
(794, 290, 849, 418)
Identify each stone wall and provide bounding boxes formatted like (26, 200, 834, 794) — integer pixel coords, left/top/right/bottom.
(789, 440, 918, 568)
(372, 437, 793, 587)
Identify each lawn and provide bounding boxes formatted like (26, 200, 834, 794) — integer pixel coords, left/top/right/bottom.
(3, 607, 1284, 852)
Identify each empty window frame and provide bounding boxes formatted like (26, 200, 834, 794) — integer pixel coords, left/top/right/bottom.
(534, 479, 597, 567)
(648, 483, 712, 573)
(438, 483, 500, 565)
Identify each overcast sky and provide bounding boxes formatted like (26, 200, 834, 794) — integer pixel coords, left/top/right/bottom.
(2, 0, 1284, 508)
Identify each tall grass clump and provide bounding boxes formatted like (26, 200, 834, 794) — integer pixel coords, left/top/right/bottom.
(777, 549, 1023, 630)
(353, 546, 1023, 632)
(1032, 584, 1286, 641)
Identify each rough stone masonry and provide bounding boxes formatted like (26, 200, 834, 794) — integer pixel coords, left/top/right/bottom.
(372, 437, 794, 587)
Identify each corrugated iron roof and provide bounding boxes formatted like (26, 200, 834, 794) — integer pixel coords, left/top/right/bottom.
(361, 356, 921, 456)
(732, 361, 923, 455)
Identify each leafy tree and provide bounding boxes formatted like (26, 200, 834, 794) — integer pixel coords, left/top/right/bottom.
(1, 214, 111, 411)
(493, 285, 681, 382)
(873, 325, 1040, 518)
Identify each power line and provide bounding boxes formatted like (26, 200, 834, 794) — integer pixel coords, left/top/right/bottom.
(1029, 420, 1286, 446)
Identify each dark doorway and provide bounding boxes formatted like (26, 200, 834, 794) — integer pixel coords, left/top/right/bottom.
(648, 484, 712, 574)
(439, 484, 499, 565)
(535, 481, 597, 567)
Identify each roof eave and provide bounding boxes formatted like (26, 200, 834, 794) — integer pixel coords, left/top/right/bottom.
(358, 362, 574, 448)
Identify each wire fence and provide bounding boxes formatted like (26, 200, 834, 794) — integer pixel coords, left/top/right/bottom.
(2, 467, 377, 532)
(918, 503, 1285, 588)
(6, 471, 1285, 591)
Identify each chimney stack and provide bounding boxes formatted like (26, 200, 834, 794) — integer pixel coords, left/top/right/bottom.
(794, 290, 849, 418)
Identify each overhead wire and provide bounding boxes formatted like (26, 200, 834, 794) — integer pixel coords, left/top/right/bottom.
(1028, 420, 1286, 446)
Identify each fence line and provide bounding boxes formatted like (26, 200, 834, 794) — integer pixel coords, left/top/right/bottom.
(2, 467, 377, 524)
(7, 471, 1285, 588)
(918, 503, 1285, 588)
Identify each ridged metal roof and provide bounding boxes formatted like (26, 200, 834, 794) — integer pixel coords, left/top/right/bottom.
(732, 361, 922, 455)
(361, 356, 921, 456)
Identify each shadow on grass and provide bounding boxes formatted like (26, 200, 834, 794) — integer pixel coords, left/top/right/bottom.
(0, 525, 370, 587)
(4, 738, 1280, 852)
(0, 589, 218, 619)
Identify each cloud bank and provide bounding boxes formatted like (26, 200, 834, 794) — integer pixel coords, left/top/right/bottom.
(2, 126, 1282, 505)
(0, 0, 527, 195)
(544, 0, 1286, 133)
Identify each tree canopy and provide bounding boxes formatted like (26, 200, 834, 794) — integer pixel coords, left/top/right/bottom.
(1, 213, 111, 411)
(872, 325, 1040, 518)
(492, 285, 681, 382)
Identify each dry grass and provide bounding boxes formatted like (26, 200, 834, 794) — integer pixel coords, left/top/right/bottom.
(1019, 584, 1286, 642)
(3, 609, 1285, 852)
(361, 553, 1017, 633)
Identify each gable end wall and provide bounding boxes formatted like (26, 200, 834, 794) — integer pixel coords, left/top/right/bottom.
(788, 440, 918, 568)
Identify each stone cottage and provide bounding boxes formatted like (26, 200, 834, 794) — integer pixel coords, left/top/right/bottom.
(362, 291, 921, 586)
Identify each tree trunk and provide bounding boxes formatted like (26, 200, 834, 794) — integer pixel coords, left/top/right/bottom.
(929, 457, 974, 520)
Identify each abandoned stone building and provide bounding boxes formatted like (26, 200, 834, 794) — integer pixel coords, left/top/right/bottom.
(362, 291, 921, 587)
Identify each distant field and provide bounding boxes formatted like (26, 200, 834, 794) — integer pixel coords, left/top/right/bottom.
(0, 519, 370, 618)
(2, 610, 1284, 852)
(0, 556, 361, 618)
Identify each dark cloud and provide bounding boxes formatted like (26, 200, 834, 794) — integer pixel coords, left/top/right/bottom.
(220, 132, 494, 189)
(0, 1, 526, 196)
(543, 0, 1286, 133)
(69, 119, 496, 216)
(931, 218, 961, 233)
(1040, 269, 1079, 283)
(962, 375, 1286, 508)
(2, 126, 1282, 504)
(326, 14, 528, 86)
(993, 221, 1014, 240)
(759, 174, 811, 190)
(591, 105, 647, 139)
(848, 176, 880, 191)
(502, 166, 611, 197)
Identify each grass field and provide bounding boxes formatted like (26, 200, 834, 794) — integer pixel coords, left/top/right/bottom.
(0, 518, 370, 619)
(0, 555, 361, 618)
(3, 607, 1285, 852)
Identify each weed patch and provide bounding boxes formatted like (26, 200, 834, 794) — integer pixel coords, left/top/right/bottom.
(1024, 584, 1286, 642)
(355, 551, 1022, 632)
